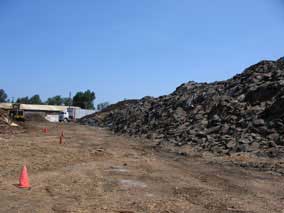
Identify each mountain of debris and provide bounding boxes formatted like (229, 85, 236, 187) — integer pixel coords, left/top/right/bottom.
(81, 99, 139, 122)
(81, 58, 284, 157)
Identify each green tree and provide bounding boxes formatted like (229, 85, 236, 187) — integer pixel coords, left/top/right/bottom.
(73, 90, 96, 109)
(63, 97, 72, 106)
(29, 94, 42, 104)
(16, 96, 29, 104)
(16, 95, 42, 104)
(0, 89, 8, 102)
(46, 95, 64, 105)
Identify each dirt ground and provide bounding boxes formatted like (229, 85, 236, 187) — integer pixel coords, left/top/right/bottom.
(0, 122, 283, 213)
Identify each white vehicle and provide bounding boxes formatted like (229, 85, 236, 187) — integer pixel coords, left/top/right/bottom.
(59, 108, 96, 122)
(59, 110, 70, 122)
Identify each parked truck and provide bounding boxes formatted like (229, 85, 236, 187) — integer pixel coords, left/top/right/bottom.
(59, 108, 95, 122)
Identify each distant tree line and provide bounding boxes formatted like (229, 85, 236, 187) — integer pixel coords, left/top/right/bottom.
(0, 89, 8, 102)
(0, 89, 107, 110)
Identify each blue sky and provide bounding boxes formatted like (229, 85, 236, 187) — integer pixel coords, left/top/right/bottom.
(0, 0, 283, 105)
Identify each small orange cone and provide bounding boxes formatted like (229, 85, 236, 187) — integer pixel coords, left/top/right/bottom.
(18, 165, 30, 189)
(59, 131, 64, 144)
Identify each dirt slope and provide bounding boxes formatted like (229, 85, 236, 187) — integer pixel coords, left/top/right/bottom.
(0, 122, 283, 212)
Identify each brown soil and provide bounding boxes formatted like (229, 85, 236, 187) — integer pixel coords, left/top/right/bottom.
(0, 122, 283, 213)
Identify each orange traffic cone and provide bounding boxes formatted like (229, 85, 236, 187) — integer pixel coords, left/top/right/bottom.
(59, 131, 64, 144)
(18, 165, 30, 189)
(59, 136, 63, 144)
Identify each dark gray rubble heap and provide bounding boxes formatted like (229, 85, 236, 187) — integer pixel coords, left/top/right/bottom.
(81, 58, 284, 157)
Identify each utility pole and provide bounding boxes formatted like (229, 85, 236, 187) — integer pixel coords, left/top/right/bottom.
(69, 92, 72, 108)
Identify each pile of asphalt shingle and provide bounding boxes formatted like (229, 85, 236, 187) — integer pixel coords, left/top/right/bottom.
(81, 58, 284, 157)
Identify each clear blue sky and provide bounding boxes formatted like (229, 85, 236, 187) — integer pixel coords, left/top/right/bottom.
(0, 0, 283, 105)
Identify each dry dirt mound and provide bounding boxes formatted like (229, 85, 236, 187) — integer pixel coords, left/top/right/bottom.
(0, 109, 21, 134)
(81, 58, 284, 158)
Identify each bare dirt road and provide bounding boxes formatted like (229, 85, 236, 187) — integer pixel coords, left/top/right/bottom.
(0, 122, 283, 213)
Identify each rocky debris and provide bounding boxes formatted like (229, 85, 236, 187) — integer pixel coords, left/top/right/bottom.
(79, 99, 138, 127)
(81, 58, 284, 158)
(0, 109, 21, 134)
